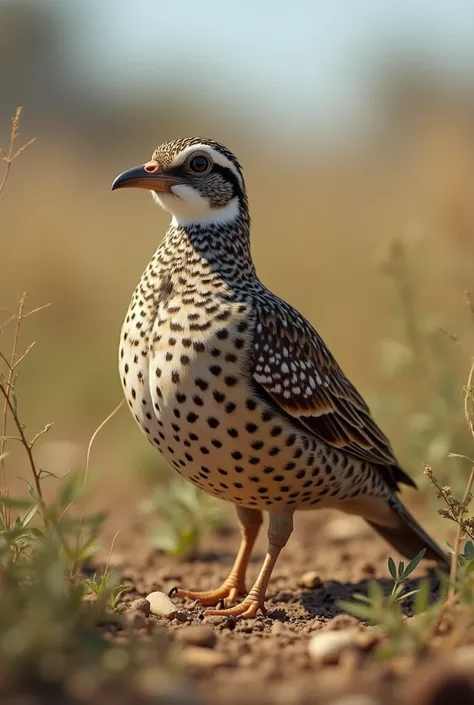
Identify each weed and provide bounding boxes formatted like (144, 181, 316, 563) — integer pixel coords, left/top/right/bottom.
(338, 550, 436, 659)
(140, 478, 228, 558)
(0, 110, 178, 704)
(340, 353, 474, 661)
(371, 236, 470, 491)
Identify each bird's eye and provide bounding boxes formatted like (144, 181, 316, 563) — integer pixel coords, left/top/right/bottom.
(189, 155, 210, 173)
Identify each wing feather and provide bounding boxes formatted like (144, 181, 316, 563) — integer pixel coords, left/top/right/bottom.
(251, 299, 415, 489)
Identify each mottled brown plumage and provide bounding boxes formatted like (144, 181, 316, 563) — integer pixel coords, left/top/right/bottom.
(112, 137, 447, 618)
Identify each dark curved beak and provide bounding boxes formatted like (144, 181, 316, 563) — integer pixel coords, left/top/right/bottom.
(111, 165, 183, 193)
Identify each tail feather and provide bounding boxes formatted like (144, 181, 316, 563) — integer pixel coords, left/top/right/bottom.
(366, 497, 449, 569)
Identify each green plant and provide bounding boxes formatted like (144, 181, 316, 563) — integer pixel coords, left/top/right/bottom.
(140, 478, 228, 558)
(82, 533, 131, 610)
(338, 549, 426, 619)
(370, 236, 471, 492)
(0, 110, 178, 704)
(338, 550, 441, 660)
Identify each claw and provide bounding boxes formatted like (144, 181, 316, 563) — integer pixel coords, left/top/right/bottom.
(168, 586, 179, 598)
(174, 582, 245, 607)
(204, 596, 266, 619)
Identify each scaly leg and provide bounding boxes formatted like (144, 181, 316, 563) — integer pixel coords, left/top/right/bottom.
(173, 506, 263, 607)
(204, 508, 294, 618)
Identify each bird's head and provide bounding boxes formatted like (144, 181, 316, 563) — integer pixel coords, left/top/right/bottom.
(112, 138, 247, 228)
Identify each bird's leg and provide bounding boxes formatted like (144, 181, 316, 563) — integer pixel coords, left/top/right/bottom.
(174, 506, 263, 607)
(204, 508, 294, 619)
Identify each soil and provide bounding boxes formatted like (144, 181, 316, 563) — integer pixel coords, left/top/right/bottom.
(105, 505, 474, 705)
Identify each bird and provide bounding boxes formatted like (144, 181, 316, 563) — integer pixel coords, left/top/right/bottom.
(112, 137, 447, 619)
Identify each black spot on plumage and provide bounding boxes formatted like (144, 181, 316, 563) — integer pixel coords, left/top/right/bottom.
(216, 309, 230, 321)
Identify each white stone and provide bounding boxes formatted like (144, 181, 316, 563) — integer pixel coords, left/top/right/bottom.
(308, 630, 356, 664)
(145, 591, 178, 620)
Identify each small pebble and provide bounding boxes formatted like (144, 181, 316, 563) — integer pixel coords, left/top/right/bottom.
(299, 570, 323, 589)
(123, 609, 147, 630)
(308, 629, 357, 665)
(204, 615, 228, 627)
(130, 598, 151, 617)
(175, 610, 189, 623)
(182, 646, 229, 669)
(176, 625, 217, 648)
(145, 591, 178, 620)
(271, 621, 285, 635)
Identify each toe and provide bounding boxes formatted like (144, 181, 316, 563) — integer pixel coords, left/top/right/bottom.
(203, 597, 265, 619)
(175, 583, 245, 607)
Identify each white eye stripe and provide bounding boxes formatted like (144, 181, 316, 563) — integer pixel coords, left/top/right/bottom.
(174, 144, 244, 190)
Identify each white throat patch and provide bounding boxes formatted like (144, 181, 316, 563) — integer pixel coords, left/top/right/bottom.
(151, 190, 240, 227)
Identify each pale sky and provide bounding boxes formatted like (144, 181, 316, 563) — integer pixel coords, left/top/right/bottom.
(58, 0, 474, 137)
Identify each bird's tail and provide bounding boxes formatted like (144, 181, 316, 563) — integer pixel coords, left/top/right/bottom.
(365, 496, 449, 569)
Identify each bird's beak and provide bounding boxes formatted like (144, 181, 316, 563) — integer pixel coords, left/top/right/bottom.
(111, 161, 183, 193)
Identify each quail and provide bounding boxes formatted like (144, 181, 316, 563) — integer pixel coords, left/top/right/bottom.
(112, 138, 447, 619)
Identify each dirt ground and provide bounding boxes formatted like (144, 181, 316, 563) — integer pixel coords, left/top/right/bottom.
(106, 503, 474, 705)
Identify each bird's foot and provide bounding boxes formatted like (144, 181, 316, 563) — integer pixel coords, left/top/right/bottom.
(203, 595, 266, 619)
(170, 580, 245, 607)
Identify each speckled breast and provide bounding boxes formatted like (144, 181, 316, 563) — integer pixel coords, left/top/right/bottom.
(119, 290, 366, 511)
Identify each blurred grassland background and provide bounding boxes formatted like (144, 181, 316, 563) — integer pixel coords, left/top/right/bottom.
(2, 0, 474, 528)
